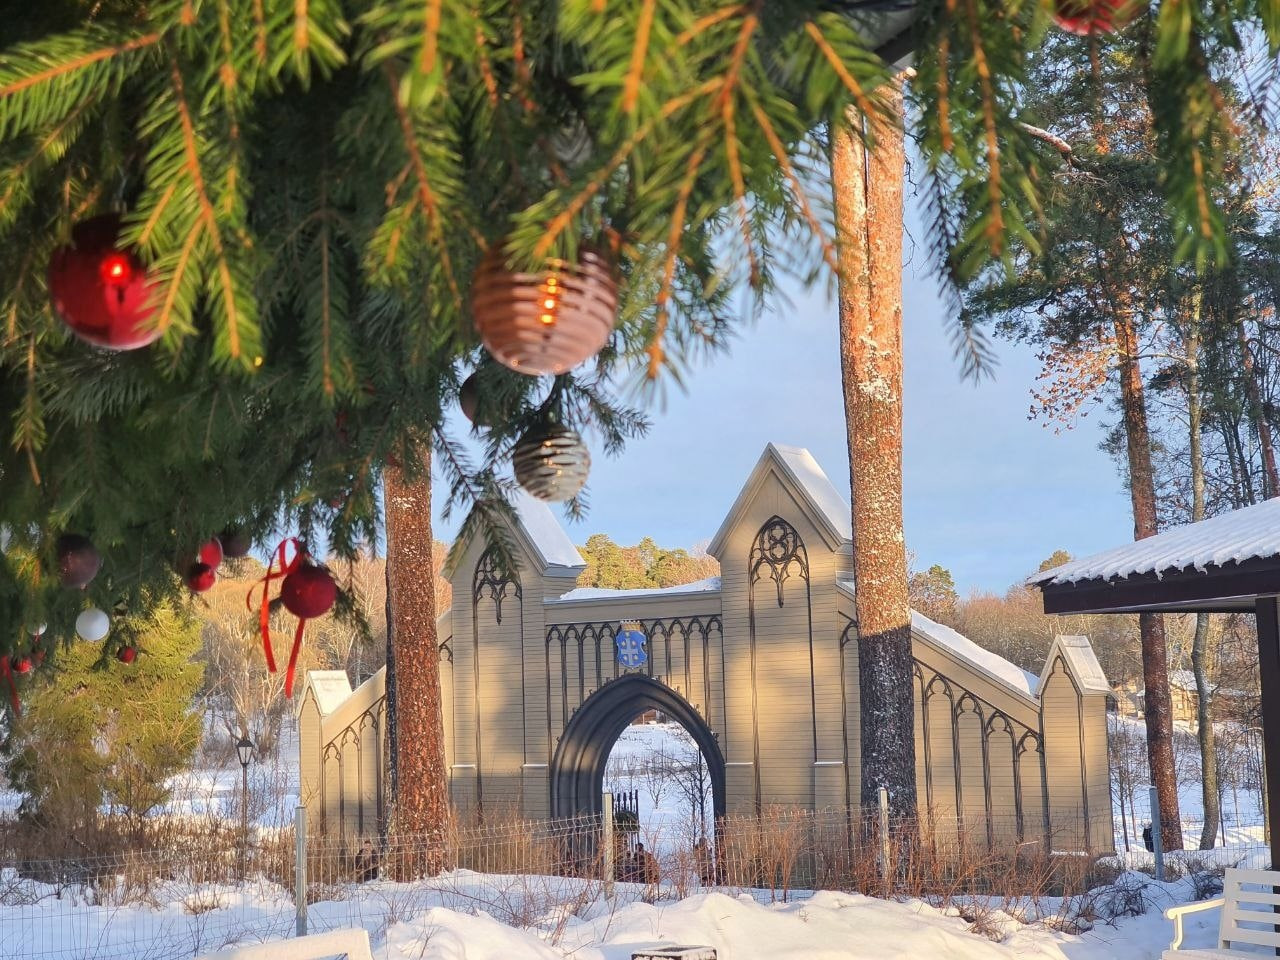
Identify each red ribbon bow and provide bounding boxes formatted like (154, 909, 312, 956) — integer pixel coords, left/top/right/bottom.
(246, 537, 310, 698)
(1, 657, 20, 717)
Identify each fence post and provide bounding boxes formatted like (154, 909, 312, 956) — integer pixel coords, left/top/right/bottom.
(602, 791, 615, 899)
(878, 786, 891, 897)
(295, 805, 308, 937)
(1149, 785, 1164, 883)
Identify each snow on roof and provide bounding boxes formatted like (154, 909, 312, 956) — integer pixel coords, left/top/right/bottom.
(510, 489, 586, 571)
(302, 670, 353, 715)
(771, 444, 853, 543)
(708, 444, 851, 556)
(1169, 669, 1204, 692)
(1029, 497, 1280, 587)
(910, 610, 1040, 697)
(550, 577, 722, 604)
(1045, 635, 1109, 695)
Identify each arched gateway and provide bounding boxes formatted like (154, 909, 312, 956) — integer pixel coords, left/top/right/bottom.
(299, 444, 1115, 854)
(550, 674, 727, 821)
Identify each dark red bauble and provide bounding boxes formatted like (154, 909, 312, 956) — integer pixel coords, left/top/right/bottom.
(48, 215, 161, 350)
(9, 656, 32, 675)
(459, 373, 482, 425)
(1052, 0, 1139, 35)
(198, 538, 224, 569)
(57, 534, 102, 589)
(186, 563, 217, 593)
(219, 528, 252, 559)
(281, 563, 337, 619)
(117, 646, 137, 664)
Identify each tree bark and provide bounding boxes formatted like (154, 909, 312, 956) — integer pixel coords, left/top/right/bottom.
(831, 84, 917, 823)
(384, 443, 450, 875)
(1186, 294, 1219, 850)
(1237, 321, 1280, 498)
(382, 566, 397, 844)
(1113, 310, 1184, 851)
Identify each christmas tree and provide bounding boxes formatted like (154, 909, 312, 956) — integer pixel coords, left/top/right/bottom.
(2, 0, 1271, 643)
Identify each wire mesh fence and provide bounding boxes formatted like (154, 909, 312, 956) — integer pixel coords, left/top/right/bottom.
(0, 802, 1269, 959)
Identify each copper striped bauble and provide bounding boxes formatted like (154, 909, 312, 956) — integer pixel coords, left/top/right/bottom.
(472, 244, 617, 376)
(513, 423, 591, 501)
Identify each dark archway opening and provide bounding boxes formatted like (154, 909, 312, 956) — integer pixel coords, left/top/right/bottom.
(550, 674, 726, 824)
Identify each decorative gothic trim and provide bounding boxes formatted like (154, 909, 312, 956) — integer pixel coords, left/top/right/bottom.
(747, 515, 814, 811)
(472, 545, 524, 814)
(750, 516, 809, 607)
(473, 546, 522, 622)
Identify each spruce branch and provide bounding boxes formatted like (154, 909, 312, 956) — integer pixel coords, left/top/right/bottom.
(745, 89, 838, 273)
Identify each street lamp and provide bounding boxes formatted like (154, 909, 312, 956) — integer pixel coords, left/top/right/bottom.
(236, 735, 254, 880)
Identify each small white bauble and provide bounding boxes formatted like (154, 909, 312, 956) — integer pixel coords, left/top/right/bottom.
(75, 607, 110, 642)
(30, 623, 47, 637)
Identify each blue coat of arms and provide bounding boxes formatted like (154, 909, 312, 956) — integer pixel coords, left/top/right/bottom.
(615, 624, 648, 670)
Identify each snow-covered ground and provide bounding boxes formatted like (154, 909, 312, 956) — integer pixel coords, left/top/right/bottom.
(0, 865, 1238, 959)
(0, 715, 1271, 958)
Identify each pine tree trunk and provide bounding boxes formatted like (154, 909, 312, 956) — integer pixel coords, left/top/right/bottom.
(384, 444, 450, 876)
(1237, 321, 1280, 498)
(831, 86, 917, 823)
(1113, 311, 1184, 851)
(382, 569, 397, 844)
(1186, 298, 1219, 850)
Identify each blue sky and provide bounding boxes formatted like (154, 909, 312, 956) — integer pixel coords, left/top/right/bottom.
(434, 198, 1137, 595)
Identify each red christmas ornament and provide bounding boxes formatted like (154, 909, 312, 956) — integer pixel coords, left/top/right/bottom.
(198, 537, 224, 569)
(247, 540, 336, 697)
(219, 528, 252, 559)
(9, 656, 32, 675)
(57, 534, 102, 589)
(48, 215, 161, 350)
(1051, 0, 1138, 35)
(282, 563, 337, 619)
(117, 646, 137, 664)
(186, 563, 217, 593)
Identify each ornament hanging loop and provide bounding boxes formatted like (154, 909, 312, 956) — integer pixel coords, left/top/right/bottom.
(247, 537, 304, 675)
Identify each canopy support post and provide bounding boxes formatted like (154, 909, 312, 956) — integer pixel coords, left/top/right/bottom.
(1254, 597, 1280, 870)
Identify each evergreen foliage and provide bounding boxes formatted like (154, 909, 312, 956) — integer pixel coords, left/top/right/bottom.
(2, 602, 204, 830)
(0, 1, 1277, 662)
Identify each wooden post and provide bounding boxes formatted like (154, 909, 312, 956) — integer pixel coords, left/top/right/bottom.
(1253, 597, 1280, 870)
(603, 791, 615, 898)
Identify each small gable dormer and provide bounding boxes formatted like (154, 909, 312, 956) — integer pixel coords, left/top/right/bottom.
(707, 443, 852, 590)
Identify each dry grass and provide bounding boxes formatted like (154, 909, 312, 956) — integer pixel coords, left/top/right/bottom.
(0, 800, 1135, 942)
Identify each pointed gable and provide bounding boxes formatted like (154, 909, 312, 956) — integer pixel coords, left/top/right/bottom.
(707, 443, 852, 558)
(1040, 635, 1110, 695)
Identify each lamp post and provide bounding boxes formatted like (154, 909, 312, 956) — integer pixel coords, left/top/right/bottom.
(236, 735, 254, 881)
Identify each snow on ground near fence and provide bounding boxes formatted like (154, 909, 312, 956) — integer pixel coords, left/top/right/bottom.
(383, 882, 1223, 960)
(0, 869, 1238, 960)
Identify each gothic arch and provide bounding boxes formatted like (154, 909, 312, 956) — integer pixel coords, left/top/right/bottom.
(549, 674, 727, 821)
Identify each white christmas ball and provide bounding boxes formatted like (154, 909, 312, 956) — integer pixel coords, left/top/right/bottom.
(75, 607, 110, 642)
(29, 622, 47, 637)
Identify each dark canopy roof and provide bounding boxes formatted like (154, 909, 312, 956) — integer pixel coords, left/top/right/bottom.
(1029, 498, 1280, 615)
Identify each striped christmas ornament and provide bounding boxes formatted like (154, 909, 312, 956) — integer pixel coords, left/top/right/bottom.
(513, 423, 590, 501)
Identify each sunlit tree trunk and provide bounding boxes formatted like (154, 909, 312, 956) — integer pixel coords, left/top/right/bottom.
(384, 443, 449, 874)
(1113, 310, 1184, 851)
(831, 83, 917, 823)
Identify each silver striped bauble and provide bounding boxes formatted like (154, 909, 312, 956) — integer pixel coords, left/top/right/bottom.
(513, 424, 591, 501)
(472, 243, 618, 376)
